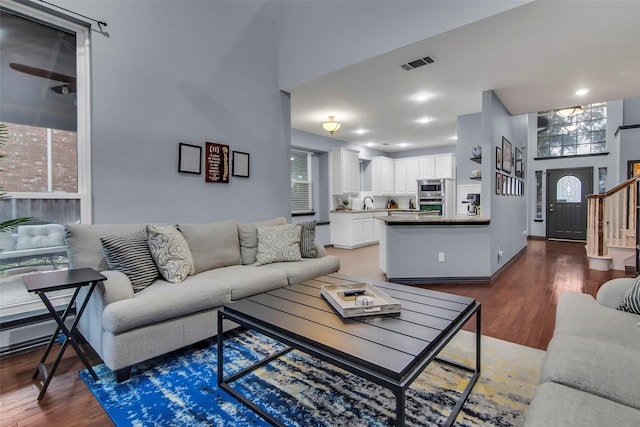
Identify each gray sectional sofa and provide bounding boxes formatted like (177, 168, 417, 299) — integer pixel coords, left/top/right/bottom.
(525, 278, 640, 426)
(64, 218, 340, 381)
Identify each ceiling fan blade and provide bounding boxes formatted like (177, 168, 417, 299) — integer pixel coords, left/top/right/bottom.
(9, 62, 76, 84)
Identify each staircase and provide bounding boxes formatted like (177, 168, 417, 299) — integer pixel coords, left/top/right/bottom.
(586, 175, 639, 271)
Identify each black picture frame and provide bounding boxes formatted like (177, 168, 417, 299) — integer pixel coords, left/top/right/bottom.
(232, 151, 250, 178)
(501, 137, 512, 174)
(515, 147, 523, 178)
(496, 147, 502, 170)
(496, 172, 502, 195)
(178, 143, 202, 174)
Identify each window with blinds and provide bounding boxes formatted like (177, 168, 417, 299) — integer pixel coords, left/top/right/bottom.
(290, 150, 313, 213)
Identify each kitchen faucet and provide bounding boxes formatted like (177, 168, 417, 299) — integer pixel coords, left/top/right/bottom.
(363, 196, 374, 210)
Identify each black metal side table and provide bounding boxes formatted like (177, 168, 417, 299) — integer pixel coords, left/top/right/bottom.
(22, 268, 107, 401)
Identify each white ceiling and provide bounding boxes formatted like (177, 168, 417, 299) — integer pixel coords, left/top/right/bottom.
(288, 1, 640, 153)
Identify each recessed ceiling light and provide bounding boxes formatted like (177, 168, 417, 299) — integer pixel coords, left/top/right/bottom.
(412, 92, 432, 102)
(575, 88, 590, 96)
(399, 142, 409, 148)
(366, 142, 375, 147)
(449, 135, 458, 140)
(353, 128, 369, 135)
(415, 117, 432, 124)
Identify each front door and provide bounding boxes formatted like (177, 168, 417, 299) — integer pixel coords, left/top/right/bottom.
(547, 168, 593, 241)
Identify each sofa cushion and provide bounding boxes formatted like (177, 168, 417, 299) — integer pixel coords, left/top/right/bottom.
(525, 382, 640, 427)
(197, 264, 287, 301)
(178, 221, 242, 273)
(541, 334, 640, 410)
(298, 220, 317, 258)
(100, 230, 160, 292)
(553, 291, 640, 351)
(146, 224, 194, 283)
(618, 276, 640, 315)
(263, 256, 341, 285)
(101, 275, 231, 333)
(65, 224, 145, 271)
(238, 216, 287, 265)
(256, 223, 302, 265)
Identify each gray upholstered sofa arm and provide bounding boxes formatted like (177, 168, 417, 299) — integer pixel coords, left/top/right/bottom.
(596, 277, 634, 309)
(98, 270, 135, 306)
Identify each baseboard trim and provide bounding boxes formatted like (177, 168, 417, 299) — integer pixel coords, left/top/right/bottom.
(388, 276, 492, 284)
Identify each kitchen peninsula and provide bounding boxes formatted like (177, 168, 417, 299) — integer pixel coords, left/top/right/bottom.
(377, 213, 491, 284)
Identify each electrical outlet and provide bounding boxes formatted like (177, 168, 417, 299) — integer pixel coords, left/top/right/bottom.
(438, 252, 445, 262)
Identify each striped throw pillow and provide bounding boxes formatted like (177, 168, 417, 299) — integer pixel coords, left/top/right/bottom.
(618, 276, 640, 315)
(101, 230, 159, 292)
(299, 220, 317, 258)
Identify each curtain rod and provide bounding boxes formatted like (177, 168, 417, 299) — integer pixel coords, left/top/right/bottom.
(37, 0, 107, 28)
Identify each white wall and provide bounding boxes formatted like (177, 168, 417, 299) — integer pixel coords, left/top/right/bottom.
(278, 0, 531, 89)
(59, 0, 290, 224)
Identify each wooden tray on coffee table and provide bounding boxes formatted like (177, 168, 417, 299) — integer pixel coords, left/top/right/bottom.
(320, 282, 401, 318)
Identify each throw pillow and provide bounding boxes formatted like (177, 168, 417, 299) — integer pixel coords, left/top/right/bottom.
(146, 224, 195, 283)
(618, 276, 640, 315)
(256, 223, 302, 265)
(298, 220, 317, 258)
(100, 230, 160, 292)
(238, 216, 287, 265)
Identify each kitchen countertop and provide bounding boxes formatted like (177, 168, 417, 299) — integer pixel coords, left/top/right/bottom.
(377, 215, 490, 225)
(330, 208, 416, 213)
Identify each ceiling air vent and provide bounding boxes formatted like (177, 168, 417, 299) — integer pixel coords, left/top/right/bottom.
(400, 55, 436, 71)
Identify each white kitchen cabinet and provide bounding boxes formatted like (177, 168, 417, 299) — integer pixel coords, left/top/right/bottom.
(373, 211, 387, 241)
(372, 156, 394, 196)
(418, 154, 455, 179)
(435, 153, 455, 179)
(394, 159, 406, 194)
(330, 211, 376, 249)
(418, 156, 435, 178)
(331, 148, 360, 195)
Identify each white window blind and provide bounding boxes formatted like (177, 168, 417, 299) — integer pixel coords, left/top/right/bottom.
(291, 150, 313, 213)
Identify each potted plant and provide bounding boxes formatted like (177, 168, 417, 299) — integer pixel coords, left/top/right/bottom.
(341, 199, 350, 210)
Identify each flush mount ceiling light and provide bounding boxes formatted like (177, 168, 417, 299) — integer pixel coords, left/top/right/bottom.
(575, 88, 590, 96)
(556, 106, 583, 117)
(415, 117, 432, 124)
(322, 116, 342, 135)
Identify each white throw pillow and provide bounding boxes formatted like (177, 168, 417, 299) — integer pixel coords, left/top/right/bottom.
(146, 224, 195, 283)
(256, 223, 302, 265)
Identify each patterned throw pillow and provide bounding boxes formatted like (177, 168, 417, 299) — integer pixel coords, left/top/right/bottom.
(100, 230, 159, 292)
(146, 224, 195, 283)
(618, 276, 640, 315)
(298, 220, 317, 258)
(256, 223, 302, 265)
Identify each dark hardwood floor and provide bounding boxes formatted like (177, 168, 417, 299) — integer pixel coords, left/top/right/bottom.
(0, 239, 631, 426)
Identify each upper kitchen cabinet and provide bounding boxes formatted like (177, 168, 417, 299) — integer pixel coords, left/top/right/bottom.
(418, 154, 455, 179)
(394, 158, 419, 195)
(372, 156, 394, 195)
(331, 148, 360, 195)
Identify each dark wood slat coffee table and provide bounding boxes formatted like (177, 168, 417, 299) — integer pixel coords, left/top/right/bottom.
(217, 272, 480, 426)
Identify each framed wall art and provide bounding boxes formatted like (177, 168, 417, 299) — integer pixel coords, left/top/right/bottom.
(515, 147, 523, 178)
(178, 143, 202, 175)
(205, 142, 230, 183)
(501, 137, 512, 174)
(496, 172, 502, 195)
(496, 147, 502, 170)
(232, 151, 250, 178)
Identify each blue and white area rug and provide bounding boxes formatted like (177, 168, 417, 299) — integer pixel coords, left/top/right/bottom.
(80, 330, 545, 426)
